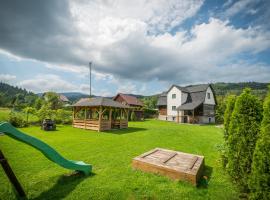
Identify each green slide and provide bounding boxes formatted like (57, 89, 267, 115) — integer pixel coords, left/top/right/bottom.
(0, 122, 92, 175)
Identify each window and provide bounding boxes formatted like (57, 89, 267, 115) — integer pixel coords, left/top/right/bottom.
(172, 94, 176, 99)
(209, 118, 211, 123)
(172, 106, 176, 111)
(207, 92, 211, 99)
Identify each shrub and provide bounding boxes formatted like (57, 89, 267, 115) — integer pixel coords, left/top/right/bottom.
(55, 109, 72, 124)
(8, 112, 28, 127)
(227, 88, 263, 191)
(143, 108, 157, 119)
(37, 105, 56, 122)
(249, 87, 270, 200)
(22, 106, 36, 123)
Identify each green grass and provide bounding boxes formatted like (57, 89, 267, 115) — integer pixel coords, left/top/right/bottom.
(0, 107, 10, 121)
(0, 107, 39, 123)
(0, 120, 239, 200)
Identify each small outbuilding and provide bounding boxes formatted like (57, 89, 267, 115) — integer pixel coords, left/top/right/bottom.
(113, 93, 144, 120)
(72, 97, 129, 132)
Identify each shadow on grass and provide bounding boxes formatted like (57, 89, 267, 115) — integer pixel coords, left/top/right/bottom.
(32, 172, 95, 200)
(197, 165, 213, 189)
(104, 127, 147, 135)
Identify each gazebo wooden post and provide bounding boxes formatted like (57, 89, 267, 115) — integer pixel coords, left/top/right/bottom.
(72, 107, 74, 127)
(109, 107, 112, 129)
(120, 109, 123, 129)
(193, 109, 195, 124)
(177, 110, 179, 123)
(98, 106, 102, 132)
(84, 107, 87, 129)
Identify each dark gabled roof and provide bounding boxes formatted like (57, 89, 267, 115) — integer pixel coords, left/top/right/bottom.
(113, 93, 144, 106)
(177, 101, 203, 110)
(167, 85, 189, 93)
(72, 97, 129, 108)
(184, 84, 209, 93)
(157, 92, 167, 106)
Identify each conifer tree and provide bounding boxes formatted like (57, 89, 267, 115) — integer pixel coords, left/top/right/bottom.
(227, 88, 262, 191)
(224, 95, 236, 142)
(249, 87, 270, 200)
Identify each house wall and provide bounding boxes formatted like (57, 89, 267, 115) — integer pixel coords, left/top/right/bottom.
(204, 87, 215, 105)
(158, 106, 167, 115)
(198, 116, 215, 124)
(167, 86, 182, 119)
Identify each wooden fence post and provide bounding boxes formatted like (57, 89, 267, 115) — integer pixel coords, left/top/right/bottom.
(0, 150, 26, 198)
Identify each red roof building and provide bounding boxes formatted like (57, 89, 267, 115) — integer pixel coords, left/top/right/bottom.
(113, 93, 144, 120)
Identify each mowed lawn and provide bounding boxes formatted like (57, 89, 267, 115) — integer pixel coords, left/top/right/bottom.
(0, 108, 10, 121)
(0, 120, 239, 200)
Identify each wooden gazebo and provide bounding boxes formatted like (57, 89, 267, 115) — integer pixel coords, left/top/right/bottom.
(72, 97, 130, 132)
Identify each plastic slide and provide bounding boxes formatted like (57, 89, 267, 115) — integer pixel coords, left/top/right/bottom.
(0, 122, 92, 175)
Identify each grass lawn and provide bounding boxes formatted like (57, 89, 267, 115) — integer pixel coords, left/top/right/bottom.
(0, 107, 10, 121)
(0, 120, 239, 200)
(0, 107, 39, 123)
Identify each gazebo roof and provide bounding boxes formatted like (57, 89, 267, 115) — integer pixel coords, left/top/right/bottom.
(72, 97, 130, 108)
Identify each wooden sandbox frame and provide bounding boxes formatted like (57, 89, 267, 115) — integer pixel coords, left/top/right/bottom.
(132, 148, 204, 186)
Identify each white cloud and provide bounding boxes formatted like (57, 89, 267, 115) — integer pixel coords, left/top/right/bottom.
(0, 74, 16, 83)
(1, 0, 270, 90)
(224, 0, 258, 17)
(19, 74, 77, 93)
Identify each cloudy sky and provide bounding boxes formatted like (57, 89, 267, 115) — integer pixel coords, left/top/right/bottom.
(0, 0, 270, 96)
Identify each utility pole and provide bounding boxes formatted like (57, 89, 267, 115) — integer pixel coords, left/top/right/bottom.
(89, 62, 92, 98)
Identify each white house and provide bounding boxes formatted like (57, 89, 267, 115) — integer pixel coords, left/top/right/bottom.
(157, 84, 216, 124)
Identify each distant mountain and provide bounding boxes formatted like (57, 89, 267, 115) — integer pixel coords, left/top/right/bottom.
(59, 92, 91, 102)
(211, 82, 269, 98)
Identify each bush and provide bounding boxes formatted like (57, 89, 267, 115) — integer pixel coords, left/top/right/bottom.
(37, 105, 56, 122)
(249, 87, 270, 200)
(143, 108, 158, 119)
(8, 112, 28, 127)
(55, 109, 72, 124)
(227, 88, 263, 191)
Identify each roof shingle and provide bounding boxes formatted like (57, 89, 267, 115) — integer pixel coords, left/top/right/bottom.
(72, 97, 129, 108)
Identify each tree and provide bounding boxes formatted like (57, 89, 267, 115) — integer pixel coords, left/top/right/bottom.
(215, 96, 226, 124)
(249, 87, 270, 200)
(34, 98, 43, 110)
(223, 95, 236, 141)
(37, 105, 56, 121)
(43, 92, 62, 110)
(22, 107, 36, 123)
(227, 88, 263, 191)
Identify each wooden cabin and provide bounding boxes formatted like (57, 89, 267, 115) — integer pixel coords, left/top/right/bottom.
(113, 93, 144, 120)
(72, 97, 129, 132)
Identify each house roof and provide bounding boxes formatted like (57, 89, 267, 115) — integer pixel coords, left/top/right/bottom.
(59, 94, 69, 102)
(157, 92, 167, 106)
(177, 101, 203, 110)
(72, 97, 129, 108)
(113, 93, 144, 106)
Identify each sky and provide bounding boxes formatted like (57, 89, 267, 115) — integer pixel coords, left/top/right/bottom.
(0, 0, 270, 96)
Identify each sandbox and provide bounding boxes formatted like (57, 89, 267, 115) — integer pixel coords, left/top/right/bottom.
(132, 148, 204, 186)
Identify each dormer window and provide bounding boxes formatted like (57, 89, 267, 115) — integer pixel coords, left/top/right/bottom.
(207, 92, 210, 99)
(172, 94, 176, 99)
